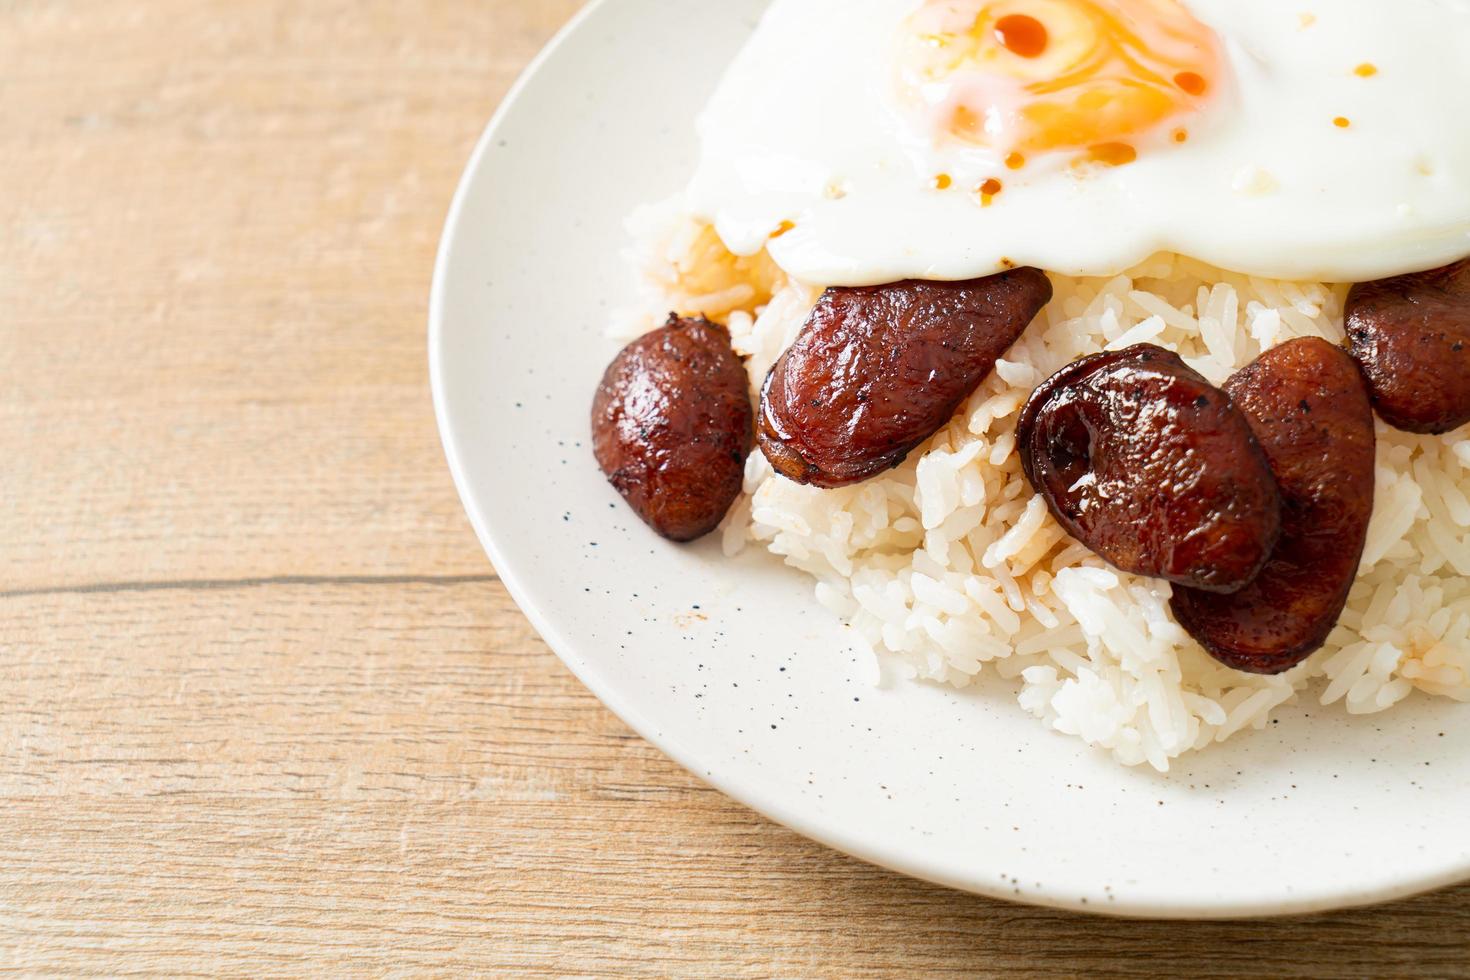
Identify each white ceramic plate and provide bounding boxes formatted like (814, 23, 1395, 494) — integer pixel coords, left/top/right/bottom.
(430, 0, 1470, 918)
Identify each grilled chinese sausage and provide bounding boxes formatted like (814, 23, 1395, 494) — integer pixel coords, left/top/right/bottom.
(592, 316, 753, 542)
(1346, 257, 1470, 434)
(1018, 345, 1281, 594)
(758, 269, 1053, 489)
(1171, 339, 1376, 675)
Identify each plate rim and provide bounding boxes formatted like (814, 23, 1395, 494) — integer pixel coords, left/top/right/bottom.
(428, 0, 1470, 920)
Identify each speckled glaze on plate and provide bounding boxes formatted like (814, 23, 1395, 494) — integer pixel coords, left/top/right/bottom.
(429, 0, 1470, 918)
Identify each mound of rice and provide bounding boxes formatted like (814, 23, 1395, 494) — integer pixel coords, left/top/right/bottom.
(618, 199, 1470, 771)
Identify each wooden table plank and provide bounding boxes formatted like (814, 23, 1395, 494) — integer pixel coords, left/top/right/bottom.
(5, 586, 1470, 977)
(2, 0, 581, 588)
(3, 1, 1468, 975)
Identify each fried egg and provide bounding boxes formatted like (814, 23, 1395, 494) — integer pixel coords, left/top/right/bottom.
(687, 0, 1470, 285)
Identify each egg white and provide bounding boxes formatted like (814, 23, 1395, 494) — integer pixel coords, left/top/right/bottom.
(687, 0, 1470, 285)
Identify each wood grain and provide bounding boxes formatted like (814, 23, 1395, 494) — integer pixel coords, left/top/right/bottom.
(2, 1, 1467, 975)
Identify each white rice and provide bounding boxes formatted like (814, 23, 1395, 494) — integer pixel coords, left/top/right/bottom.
(618, 199, 1470, 771)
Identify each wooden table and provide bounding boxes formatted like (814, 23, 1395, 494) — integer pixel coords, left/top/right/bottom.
(4, 2, 1468, 975)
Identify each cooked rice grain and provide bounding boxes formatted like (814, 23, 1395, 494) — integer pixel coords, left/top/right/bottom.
(620, 201, 1470, 770)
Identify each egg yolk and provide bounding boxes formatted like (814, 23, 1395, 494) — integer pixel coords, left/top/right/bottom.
(899, 0, 1225, 160)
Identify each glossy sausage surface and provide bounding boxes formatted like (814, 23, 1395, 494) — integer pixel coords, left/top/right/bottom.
(1018, 344, 1281, 594)
(758, 269, 1053, 489)
(592, 316, 753, 542)
(1346, 257, 1470, 434)
(1171, 338, 1376, 674)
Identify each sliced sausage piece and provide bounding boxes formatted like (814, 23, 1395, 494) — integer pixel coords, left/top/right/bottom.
(1346, 257, 1470, 434)
(1171, 338, 1376, 675)
(1018, 344, 1281, 594)
(592, 315, 754, 542)
(758, 269, 1053, 489)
